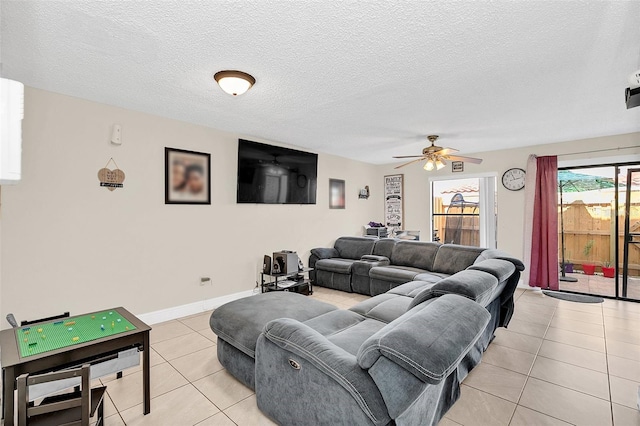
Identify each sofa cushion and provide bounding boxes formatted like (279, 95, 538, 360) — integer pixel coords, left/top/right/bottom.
(468, 259, 516, 283)
(409, 269, 499, 309)
(303, 310, 387, 355)
(334, 237, 376, 260)
(349, 294, 413, 324)
(390, 241, 441, 271)
(372, 238, 397, 258)
(369, 265, 427, 283)
(358, 294, 491, 384)
(431, 244, 486, 275)
(387, 281, 433, 297)
(315, 258, 357, 274)
(414, 271, 451, 283)
(210, 292, 337, 357)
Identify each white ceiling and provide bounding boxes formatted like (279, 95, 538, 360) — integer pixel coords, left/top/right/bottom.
(1, 1, 639, 164)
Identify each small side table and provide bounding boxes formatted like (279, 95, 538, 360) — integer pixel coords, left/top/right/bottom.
(260, 267, 313, 295)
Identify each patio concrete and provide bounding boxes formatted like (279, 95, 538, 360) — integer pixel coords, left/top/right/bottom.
(559, 272, 640, 300)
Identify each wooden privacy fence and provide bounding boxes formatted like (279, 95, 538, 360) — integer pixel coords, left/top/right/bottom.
(433, 197, 480, 246)
(560, 200, 640, 276)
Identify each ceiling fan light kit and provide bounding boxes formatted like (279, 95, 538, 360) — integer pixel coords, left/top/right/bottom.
(213, 70, 255, 96)
(394, 135, 483, 171)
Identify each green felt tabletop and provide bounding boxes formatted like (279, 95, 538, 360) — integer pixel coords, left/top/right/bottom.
(16, 309, 137, 357)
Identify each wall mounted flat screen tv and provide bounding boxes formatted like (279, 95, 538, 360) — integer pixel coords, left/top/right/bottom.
(237, 139, 318, 204)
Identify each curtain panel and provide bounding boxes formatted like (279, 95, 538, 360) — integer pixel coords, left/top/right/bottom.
(529, 155, 559, 290)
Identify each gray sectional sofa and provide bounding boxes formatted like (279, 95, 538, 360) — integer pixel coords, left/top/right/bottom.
(209, 242, 524, 425)
(310, 237, 513, 297)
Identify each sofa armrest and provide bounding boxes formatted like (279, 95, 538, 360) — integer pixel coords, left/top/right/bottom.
(361, 255, 390, 262)
(408, 269, 499, 309)
(358, 294, 490, 384)
(309, 248, 340, 279)
(309, 247, 339, 264)
(476, 249, 525, 271)
(259, 318, 389, 424)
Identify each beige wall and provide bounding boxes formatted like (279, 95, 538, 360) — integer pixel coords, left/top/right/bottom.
(0, 88, 381, 326)
(3, 88, 638, 325)
(377, 132, 640, 281)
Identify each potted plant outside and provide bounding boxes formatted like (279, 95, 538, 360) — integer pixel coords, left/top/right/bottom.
(602, 260, 615, 278)
(582, 240, 596, 275)
(563, 260, 574, 274)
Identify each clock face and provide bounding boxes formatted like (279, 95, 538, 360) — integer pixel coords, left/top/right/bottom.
(502, 168, 526, 191)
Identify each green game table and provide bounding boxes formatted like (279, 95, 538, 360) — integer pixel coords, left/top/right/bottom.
(16, 309, 137, 357)
(1, 307, 151, 426)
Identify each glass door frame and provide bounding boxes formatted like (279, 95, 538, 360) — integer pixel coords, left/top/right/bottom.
(429, 173, 498, 249)
(621, 167, 640, 299)
(557, 160, 640, 302)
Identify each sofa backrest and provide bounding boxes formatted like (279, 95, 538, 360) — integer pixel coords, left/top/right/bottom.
(372, 238, 397, 258)
(334, 237, 376, 260)
(390, 241, 441, 270)
(431, 244, 486, 275)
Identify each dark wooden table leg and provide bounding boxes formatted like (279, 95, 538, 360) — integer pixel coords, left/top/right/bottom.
(3, 367, 15, 426)
(143, 331, 151, 414)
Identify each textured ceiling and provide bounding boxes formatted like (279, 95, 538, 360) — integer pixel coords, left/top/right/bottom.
(1, 1, 639, 164)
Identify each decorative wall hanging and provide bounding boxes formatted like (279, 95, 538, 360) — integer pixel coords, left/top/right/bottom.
(452, 161, 464, 172)
(165, 148, 211, 205)
(98, 158, 125, 191)
(329, 179, 345, 209)
(384, 174, 404, 230)
(358, 185, 370, 199)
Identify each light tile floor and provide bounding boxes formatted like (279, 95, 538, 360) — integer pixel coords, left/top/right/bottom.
(5, 287, 640, 425)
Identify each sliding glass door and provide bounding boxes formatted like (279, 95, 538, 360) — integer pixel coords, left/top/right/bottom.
(558, 162, 640, 300)
(621, 168, 640, 301)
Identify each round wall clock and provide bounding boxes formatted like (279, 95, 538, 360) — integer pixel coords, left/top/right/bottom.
(502, 168, 526, 191)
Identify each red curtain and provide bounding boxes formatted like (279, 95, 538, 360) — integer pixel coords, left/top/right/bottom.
(529, 156, 559, 290)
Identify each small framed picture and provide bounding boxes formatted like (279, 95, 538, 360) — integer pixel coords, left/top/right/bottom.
(165, 148, 211, 204)
(452, 161, 464, 173)
(329, 179, 345, 209)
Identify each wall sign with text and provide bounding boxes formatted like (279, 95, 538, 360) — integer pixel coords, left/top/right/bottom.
(384, 174, 404, 230)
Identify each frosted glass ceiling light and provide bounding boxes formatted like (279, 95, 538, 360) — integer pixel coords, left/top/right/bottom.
(435, 158, 446, 170)
(424, 159, 435, 171)
(214, 70, 255, 96)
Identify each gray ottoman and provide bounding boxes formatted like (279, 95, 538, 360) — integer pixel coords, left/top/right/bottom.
(209, 292, 338, 388)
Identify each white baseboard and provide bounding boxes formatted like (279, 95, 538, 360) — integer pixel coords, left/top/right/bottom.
(137, 290, 255, 325)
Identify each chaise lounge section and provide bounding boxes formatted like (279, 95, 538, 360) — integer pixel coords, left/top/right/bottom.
(210, 249, 523, 425)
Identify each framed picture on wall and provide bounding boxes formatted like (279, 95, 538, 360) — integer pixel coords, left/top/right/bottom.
(384, 174, 403, 231)
(329, 179, 346, 209)
(165, 147, 211, 204)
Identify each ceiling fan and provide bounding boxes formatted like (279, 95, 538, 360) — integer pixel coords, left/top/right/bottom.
(393, 135, 483, 170)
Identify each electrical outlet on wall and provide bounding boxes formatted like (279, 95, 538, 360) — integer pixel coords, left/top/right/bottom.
(200, 277, 211, 286)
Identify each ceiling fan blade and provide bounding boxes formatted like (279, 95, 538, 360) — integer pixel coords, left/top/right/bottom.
(393, 155, 426, 159)
(438, 147, 458, 156)
(446, 154, 483, 164)
(394, 157, 426, 169)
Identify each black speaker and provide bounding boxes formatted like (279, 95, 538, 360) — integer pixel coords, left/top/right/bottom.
(263, 255, 271, 274)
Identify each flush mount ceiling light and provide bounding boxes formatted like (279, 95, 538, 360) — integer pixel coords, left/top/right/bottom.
(213, 70, 255, 96)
